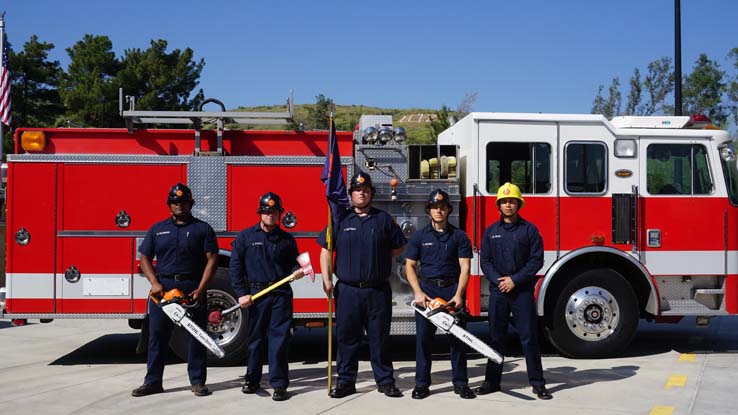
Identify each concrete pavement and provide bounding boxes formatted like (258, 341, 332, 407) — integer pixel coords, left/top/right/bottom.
(0, 317, 736, 414)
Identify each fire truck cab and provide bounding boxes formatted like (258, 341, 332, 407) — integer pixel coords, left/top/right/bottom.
(439, 112, 737, 357)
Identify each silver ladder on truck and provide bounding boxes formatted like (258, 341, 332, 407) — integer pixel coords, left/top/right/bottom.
(118, 88, 295, 156)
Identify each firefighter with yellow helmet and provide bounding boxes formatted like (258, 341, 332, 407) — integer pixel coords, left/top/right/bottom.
(477, 182, 552, 400)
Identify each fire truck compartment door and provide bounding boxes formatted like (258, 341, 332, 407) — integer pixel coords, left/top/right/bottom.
(60, 163, 186, 230)
(58, 237, 134, 313)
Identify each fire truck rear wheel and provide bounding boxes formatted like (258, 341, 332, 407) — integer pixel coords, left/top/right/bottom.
(168, 268, 250, 366)
(547, 268, 639, 358)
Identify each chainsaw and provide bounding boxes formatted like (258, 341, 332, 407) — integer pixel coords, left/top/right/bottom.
(411, 297, 503, 364)
(151, 289, 226, 359)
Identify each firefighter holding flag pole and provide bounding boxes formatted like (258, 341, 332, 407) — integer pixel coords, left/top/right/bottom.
(318, 116, 407, 399)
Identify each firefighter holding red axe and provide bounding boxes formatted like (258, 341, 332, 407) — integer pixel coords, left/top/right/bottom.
(229, 192, 306, 402)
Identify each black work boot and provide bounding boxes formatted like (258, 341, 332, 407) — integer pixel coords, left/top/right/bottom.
(454, 385, 476, 399)
(377, 382, 402, 397)
(411, 386, 430, 399)
(191, 384, 211, 397)
(241, 381, 259, 394)
(475, 381, 500, 395)
(131, 383, 163, 397)
(272, 387, 289, 401)
(532, 385, 553, 400)
(330, 383, 356, 398)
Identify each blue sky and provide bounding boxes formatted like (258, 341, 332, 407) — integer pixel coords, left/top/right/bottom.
(3, 0, 738, 114)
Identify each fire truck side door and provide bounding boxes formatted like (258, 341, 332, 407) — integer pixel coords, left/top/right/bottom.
(476, 121, 558, 269)
(638, 139, 720, 281)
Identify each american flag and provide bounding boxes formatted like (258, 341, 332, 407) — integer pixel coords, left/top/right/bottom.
(0, 33, 11, 126)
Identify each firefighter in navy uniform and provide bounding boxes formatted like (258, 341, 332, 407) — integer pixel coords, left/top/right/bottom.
(477, 182, 552, 400)
(318, 171, 407, 399)
(405, 189, 475, 400)
(230, 192, 305, 402)
(132, 183, 219, 397)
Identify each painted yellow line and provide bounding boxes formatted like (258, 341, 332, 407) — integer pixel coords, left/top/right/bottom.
(665, 374, 687, 389)
(649, 406, 674, 415)
(678, 353, 696, 362)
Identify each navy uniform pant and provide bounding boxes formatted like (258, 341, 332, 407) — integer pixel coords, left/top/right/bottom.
(484, 286, 545, 388)
(145, 278, 207, 386)
(245, 287, 293, 388)
(334, 281, 394, 386)
(415, 281, 468, 387)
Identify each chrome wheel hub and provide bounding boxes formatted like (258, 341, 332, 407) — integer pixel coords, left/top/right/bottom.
(564, 286, 620, 341)
(206, 289, 242, 347)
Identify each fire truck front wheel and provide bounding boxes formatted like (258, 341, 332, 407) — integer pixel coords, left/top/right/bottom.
(168, 269, 250, 366)
(547, 268, 639, 358)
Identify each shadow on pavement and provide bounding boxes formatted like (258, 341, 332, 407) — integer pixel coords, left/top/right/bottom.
(49, 333, 148, 365)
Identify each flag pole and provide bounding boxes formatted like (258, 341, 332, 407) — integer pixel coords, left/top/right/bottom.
(326, 112, 334, 394)
(0, 13, 6, 162)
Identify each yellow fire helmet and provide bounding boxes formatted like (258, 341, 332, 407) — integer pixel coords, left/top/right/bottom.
(496, 182, 525, 208)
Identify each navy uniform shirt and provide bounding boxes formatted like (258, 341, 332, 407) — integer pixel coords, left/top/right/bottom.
(405, 223, 472, 279)
(139, 216, 219, 278)
(230, 224, 300, 298)
(317, 207, 406, 284)
(480, 216, 543, 288)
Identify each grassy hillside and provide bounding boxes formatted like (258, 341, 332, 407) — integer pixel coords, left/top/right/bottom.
(230, 103, 440, 144)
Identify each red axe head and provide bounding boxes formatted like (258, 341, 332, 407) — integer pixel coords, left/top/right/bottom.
(296, 252, 315, 282)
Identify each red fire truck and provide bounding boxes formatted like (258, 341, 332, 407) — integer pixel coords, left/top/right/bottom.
(1, 92, 736, 362)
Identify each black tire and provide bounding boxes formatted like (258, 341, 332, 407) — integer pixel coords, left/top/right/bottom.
(169, 267, 250, 366)
(546, 268, 639, 358)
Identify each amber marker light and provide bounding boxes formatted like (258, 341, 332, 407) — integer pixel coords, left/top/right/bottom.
(591, 233, 606, 245)
(21, 131, 47, 152)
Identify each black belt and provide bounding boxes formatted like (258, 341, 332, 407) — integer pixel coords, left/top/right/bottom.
(338, 280, 386, 289)
(249, 281, 280, 290)
(422, 277, 457, 288)
(160, 274, 195, 281)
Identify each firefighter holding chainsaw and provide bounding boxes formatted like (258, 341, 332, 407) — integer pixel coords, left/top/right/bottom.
(230, 192, 305, 402)
(319, 171, 407, 399)
(405, 189, 475, 400)
(478, 182, 552, 400)
(132, 183, 219, 398)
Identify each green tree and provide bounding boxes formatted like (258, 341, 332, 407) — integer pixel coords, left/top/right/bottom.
(625, 68, 642, 115)
(593, 57, 674, 117)
(725, 48, 738, 126)
(9, 35, 63, 128)
(59, 34, 118, 127)
(683, 54, 727, 126)
(116, 39, 204, 112)
(428, 105, 452, 142)
(306, 94, 335, 130)
(642, 57, 674, 115)
(591, 78, 620, 118)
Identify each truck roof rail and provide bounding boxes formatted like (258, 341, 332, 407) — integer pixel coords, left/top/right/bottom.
(118, 88, 294, 155)
(119, 88, 294, 131)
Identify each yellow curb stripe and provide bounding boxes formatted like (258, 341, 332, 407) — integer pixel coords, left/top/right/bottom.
(650, 406, 674, 415)
(665, 374, 687, 389)
(678, 353, 696, 362)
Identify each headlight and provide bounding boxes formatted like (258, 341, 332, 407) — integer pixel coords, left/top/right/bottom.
(393, 127, 406, 143)
(378, 127, 393, 144)
(363, 127, 378, 144)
